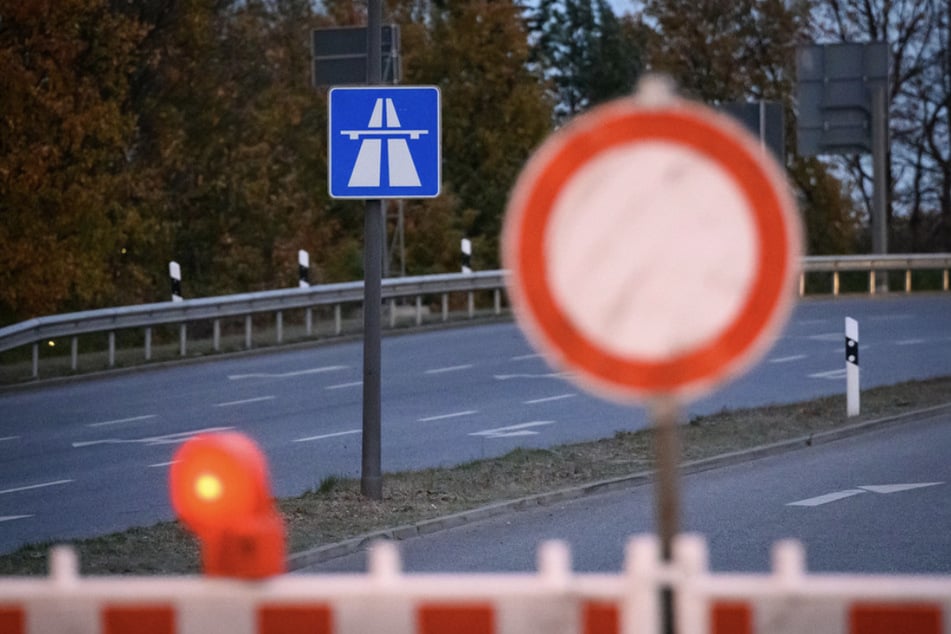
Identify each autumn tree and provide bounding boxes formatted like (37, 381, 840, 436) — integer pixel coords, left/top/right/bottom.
(0, 0, 149, 322)
(811, 0, 951, 251)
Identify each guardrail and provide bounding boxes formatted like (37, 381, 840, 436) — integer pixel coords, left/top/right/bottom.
(1, 255, 949, 380)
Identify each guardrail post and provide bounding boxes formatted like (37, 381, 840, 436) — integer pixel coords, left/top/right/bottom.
(213, 320, 221, 352)
(905, 269, 912, 293)
(494, 289, 501, 315)
(179, 324, 187, 357)
(245, 316, 253, 349)
(833, 271, 840, 296)
(334, 304, 342, 335)
(467, 291, 474, 318)
(389, 299, 397, 328)
(108, 332, 116, 367)
(71, 337, 78, 371)
(416, 295, 423, 326)
(276, 311, 283, 344)
(145, 328, 152, 361)
(799, 272, 805, 297)
(32, 343, 38, 378)
(869, 270, 876, 295)
(306, 308, 313, 336)
(945, 269, 950, 291)
(442, 293, 448, 321)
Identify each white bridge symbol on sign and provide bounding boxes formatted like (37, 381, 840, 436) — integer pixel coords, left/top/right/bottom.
(341, 98, 428, 188)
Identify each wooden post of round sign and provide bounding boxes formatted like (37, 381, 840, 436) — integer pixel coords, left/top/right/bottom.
(501, 75, 802, 632)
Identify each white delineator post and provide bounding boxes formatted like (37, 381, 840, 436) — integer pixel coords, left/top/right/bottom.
(846, 317, 860, 417)
(298, 249, 310, 288)
(461, 238, 472, 274)
(169, 261, 182, 302)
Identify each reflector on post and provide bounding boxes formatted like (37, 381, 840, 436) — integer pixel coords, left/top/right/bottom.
(169, 432, 285, 579)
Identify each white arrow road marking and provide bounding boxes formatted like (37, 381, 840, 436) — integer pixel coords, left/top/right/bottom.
(0, 515, 32, 523)
(788, 482, 944, 506)
(86, 414, 158, 428)
(809, 369, 847, 380)
(768, 354, 807, 364)
(858, 482, 943, 494)
(72, 426, 233, 448)
(524, 393, 576, 405)
(0, 480, 74, 496)
(294, 429, 362, 443)
(424, 364, 474, 375)
(214, 396, 275, 407)
(228, 366, 347, 380)
(787, 489, 867, 506)
(419, 410, 477, 423)
(470, 421, 555, 439)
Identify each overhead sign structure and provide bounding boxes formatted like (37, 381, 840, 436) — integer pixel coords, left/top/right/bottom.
(502, 78, 802, 404)
(328, 86, 441, 199)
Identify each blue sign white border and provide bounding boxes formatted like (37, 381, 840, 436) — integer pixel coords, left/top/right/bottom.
(328, 85, 441, 200)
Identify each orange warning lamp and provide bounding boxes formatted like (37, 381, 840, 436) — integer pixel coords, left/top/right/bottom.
(169, 432, 285, 578)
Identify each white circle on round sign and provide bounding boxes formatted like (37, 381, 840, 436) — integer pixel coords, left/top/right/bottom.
(545, 141, 757, 360)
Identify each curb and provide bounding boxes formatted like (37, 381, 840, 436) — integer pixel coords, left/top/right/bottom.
(287, 400, 951, 571)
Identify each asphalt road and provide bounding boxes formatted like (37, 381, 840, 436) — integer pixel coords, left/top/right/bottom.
(0, 293, 949, 554)
(309, 409, 951, 575)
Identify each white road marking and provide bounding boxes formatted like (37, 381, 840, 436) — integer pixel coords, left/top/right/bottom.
(72, 426, 233, 448)
(294, 429, 362, 443)
(809, 369, 846, 380)
(768, 354, 807, 364)
(807, 333, 842, 342)
(424, 364, 474, 375)
(419, 410, 478, 422)
(214, 396, 275, 407)
(788, 482, 943, 507)
(228, 366, 347, 380)
(494, 373, 567, 380)
(787, 489, 867, 506)
(524, 393, 576, 405)
(0, 479, 74, 496)
(0, 515, 32, 523)
(0, 436, 20, 443)
(86, 414, 158, 428)
(896, 339, 926, 346)
(326, 381, 363, 390)
(511, 353, 542, 361)
(149, 461, 178, 468)
(858, 482, 942, 494)
(869, 313, 913, 321)
(470, 421, 555, 438)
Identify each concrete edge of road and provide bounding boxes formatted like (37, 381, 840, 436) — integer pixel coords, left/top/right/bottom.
(287, 400, 951, 571)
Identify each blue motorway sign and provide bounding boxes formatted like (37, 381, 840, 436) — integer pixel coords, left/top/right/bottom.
(328, 86, 440, 199)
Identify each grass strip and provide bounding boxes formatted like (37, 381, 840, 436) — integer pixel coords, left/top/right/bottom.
(1, 376, 949, 576)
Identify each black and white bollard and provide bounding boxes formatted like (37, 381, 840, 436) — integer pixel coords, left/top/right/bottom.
(846, 317, 859, 417)
(169, 261, 182, 302)
(461, 238, 472, 274)
(298, 250, 310, 288)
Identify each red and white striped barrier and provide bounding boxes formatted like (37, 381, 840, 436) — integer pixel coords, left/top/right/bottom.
(2, 536, 950, 634)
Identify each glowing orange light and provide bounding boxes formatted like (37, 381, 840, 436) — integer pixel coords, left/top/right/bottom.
(194, 472, 223, 501)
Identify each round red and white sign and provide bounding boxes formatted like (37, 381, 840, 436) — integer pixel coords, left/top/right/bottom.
(502, 84, 802, 403)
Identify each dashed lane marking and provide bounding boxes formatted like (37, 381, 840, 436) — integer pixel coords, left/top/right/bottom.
(511, 353, 543, 361)
(0, 515, 32, 523)
(86, 414, 158, 428)
(214, 396, 275, 407)
(809, 369, 846, 380)
(424, 364, 474, 375)
(0, 436, 20, 443)
(228, 366, 348, 380)
(72, 426, 233, 448)
(326, 381, 363, 390)
(524, 393, 576, 405)
(896, 339, 926, 345)
(470, 421, 555, 439)
(0, 479, 74, 496)
(494, 373, 568, 380)
(787, 489, 867, 506)
(418, 410, 477, 422)
(768, 354, 807, 364)
(294, 429, 362, 443)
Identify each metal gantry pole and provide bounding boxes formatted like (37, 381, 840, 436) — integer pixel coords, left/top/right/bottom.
(361, 0, 384, 500)
(871, 83, 889, 292)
